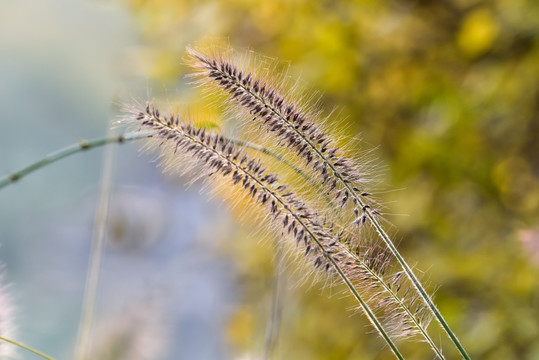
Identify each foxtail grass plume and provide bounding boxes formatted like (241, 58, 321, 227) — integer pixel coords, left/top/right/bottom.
(186, 46, 375, 229)
(186, 45, 469, 359)
(123, 104, 447, 358)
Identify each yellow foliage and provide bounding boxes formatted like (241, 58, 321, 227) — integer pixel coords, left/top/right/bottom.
(457, 8, 499, 58)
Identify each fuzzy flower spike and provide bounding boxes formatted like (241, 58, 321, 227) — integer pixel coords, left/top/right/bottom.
(124, 104, 451, 359)
(187, 46, 468, 359)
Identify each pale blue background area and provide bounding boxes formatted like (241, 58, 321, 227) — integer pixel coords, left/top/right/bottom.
(0, 1, 236, 358)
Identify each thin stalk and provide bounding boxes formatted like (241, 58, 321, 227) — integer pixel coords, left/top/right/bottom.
(0, 336, 56, 360)
(0, 133, 327, 205)
(0, 132, 151, 190)
(74, 125, 116, 360)
(234, 140, 312, 187)
(233, 139, 333, 206)
(339, 244, 445, 359)
(263, 241, 285, 360)
(322, 250, 404, 360)
(367, 213, 468, 358)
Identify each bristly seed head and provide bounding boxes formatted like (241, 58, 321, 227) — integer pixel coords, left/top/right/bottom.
(130, 104, 342, 273)
(187, 47, 379, 230)
(128, 103, 432, 342)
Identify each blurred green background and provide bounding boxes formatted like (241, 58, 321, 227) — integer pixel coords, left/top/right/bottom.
(1, 0, 539, 359)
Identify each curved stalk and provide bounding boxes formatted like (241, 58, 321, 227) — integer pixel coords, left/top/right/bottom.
(231, 139, 333, 206)
(74, 124, 116, 360)
(263, 241, 285, 360)
(0, 336, 56, 360)
(0, 133, 326, 204)
(0, 132, 151, 190)
(338, 244, 444, 359)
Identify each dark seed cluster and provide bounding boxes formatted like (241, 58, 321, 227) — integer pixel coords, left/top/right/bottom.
(189, 49, 376, 226)
(135, 105, 343, 273)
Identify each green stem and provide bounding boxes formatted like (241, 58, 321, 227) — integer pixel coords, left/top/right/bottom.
(74, 125, 116, 360)
(263, 240, 284, 360)
(0, 336, 56, 360)
(367, 212, 469, 359)
(232, 139, 333, 206)
(0, 133, 328, 207)
(0, 132, 151, 190)
(339, 244, 445, 359)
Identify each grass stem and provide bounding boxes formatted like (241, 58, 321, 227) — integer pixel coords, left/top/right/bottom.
(0, 336, 56, 360)
(0, 132, 151, 190)
(74, 124, 116, 360)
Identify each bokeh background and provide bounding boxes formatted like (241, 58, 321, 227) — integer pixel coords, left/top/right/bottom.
(1, 0, 538, 359)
